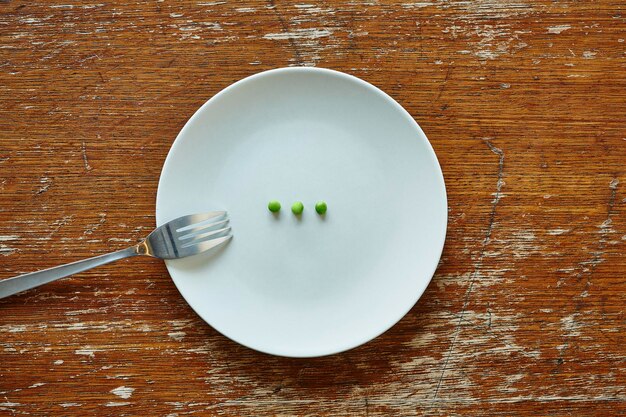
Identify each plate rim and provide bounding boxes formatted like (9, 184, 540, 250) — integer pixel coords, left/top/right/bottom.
(156, 66, 448, 357)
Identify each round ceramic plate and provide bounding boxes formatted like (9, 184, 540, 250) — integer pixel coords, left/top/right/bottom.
(156, 67, 447, 357)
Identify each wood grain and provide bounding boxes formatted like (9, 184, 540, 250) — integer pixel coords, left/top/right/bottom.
(0, 0, 624, 415)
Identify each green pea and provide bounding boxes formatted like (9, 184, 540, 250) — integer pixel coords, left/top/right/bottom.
(291, 201, 304, 215)
(268, 200, 281, 213)
(315, 201, 327, 215)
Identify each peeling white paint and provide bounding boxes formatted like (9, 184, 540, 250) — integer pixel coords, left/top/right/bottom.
(184, 345, 211, 354)
(263, 28, 332, 40)
(199, 22, 222, 30)
(498, 373, 525, 393)
(36, 176, 52, 194)
(65, 307, 109, 316)
(548, 228, 570, 235)
(111, 386, 135, 399)
(406, 332, 438, 348)
(473, 25, 515, 60)
(20, 17, 42, 24)
(561, 314, 583, 337)
(401, 2, 436, 8)
(83, 213, 106, 236)
(168, 319, 193, 329)
(75, 347, 103, 358)
(106, 402, 131, 407)
(0, 325, 27, 333)
(0, 246, 17, 256)
(81, 141, 92, 171)
(60, 403, 81, 407)
(54, 359, 64, 365)
(108, 237, 133, 243)
(598, 218, 615, 234)
(505, 230, 540, 259)
(547, 25, 571, 34)
(168, 331, 186, 341)
(106, 374, 131, 380)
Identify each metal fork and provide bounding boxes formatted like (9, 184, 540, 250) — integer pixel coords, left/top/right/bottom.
(0, 211, 232, 300)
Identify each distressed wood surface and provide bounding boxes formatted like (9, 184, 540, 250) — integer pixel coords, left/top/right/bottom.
(1, 0, 625, 415)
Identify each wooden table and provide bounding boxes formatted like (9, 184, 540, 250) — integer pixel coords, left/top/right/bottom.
(1, 1, 624, 415)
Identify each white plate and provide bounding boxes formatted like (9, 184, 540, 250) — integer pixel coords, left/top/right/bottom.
(156, 67, 447, 357)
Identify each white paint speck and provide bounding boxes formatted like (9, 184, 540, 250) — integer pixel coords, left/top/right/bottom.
(1, 325, 26, 333)
(65, 307, 108, 316)
(111, 386, 135, 399)
(548, 228, 570, 235)
(200, 22, 222, 30)
(168, 331, 186, 341)
(0, 245, 17, 256)
(263, 28, 332, 40)
(29, 382, 46, 388)
(561, 314, 583, 337)
(54, 359, 64, 365)
(547, 25, 571, 34)
(75, 347, 102, 358)
(106, 402, 131, 407)
(106, 374, 131, 380)
(108, 237, 133, 243)
(582, 51, 597, 59)
(60, 403, 81, 407)
(401, 2, 436, 8)
(20, 17, 41, 24)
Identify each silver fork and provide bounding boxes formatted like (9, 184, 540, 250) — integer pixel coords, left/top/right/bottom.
(0, 211, 231, 300)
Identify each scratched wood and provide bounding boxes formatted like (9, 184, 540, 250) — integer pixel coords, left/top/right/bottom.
(0, 0, 624, 415)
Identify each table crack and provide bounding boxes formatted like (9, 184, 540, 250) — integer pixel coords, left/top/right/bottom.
(432, 138, 504, 400)
(575, 177, 619, 289)
(266, 0, 303, 66)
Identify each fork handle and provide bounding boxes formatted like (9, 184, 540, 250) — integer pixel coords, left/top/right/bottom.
(0, 246, 139, 300)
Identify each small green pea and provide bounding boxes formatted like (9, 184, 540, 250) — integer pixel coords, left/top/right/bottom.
(268, 200, 281, 213)
(315, 201, 327, 215)
(291, 201, 304, 215)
